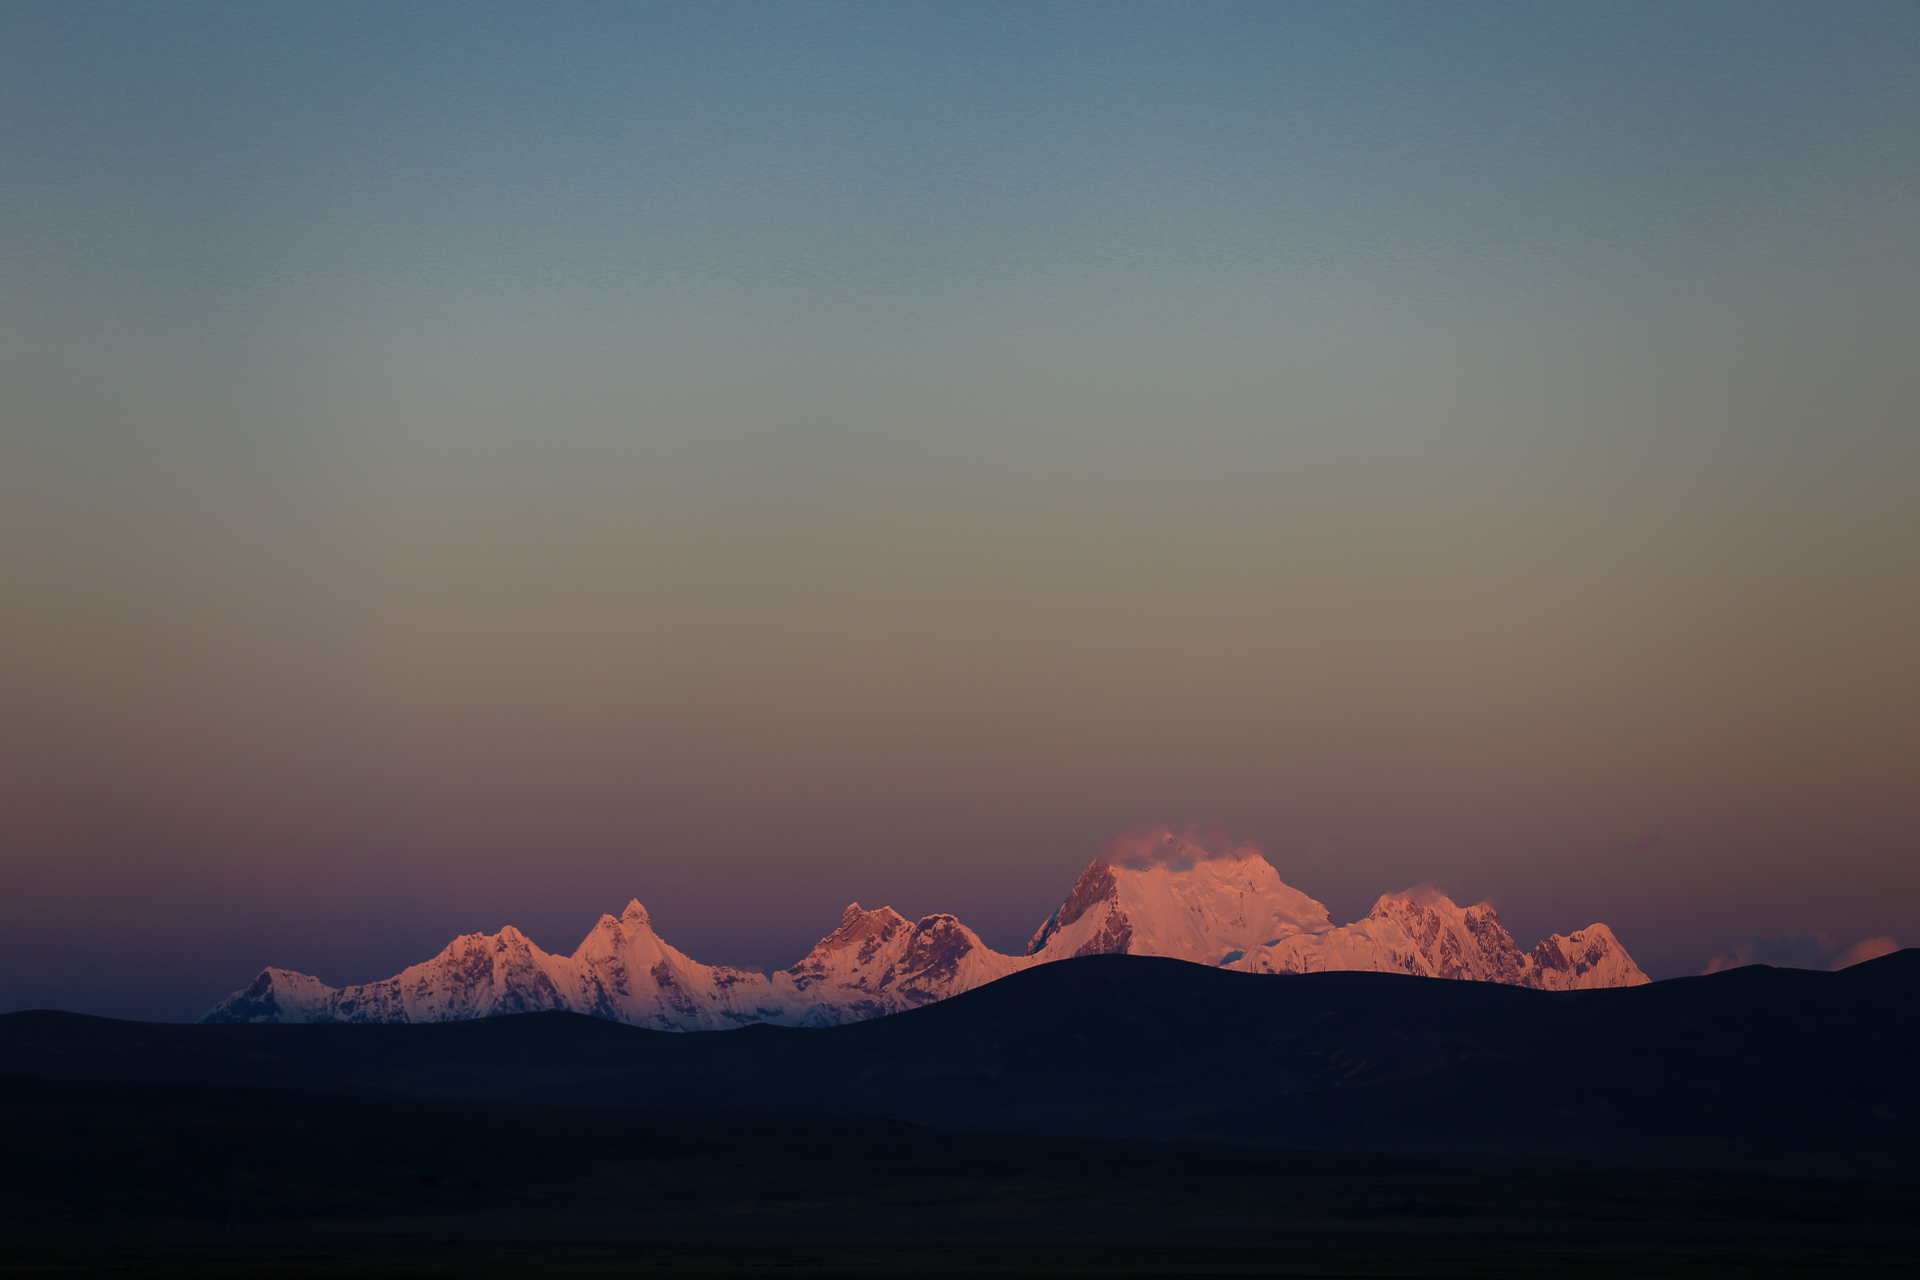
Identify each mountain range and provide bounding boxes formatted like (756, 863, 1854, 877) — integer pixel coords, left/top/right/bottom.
(204, 826, 1646, 1028)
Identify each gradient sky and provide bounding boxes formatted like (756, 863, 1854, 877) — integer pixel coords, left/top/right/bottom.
(3, 2, 1917, 1020)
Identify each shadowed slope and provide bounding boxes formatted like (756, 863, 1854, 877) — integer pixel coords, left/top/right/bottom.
(6, 950, 1916, 1179)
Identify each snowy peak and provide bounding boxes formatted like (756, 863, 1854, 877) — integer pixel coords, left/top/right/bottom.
(1022, 841, 1648, 995)
(1528, 923, 1649, 990)
(203, 967, 339, 1025)
(1029, 854, 1336, 967)
(1358, 890, 1531, 984)
(818, 903, 914, 959)
(203, 830, 1652, 1031)
(1229, 880, 1649, 990)
(775, 905, 1022, 1025)
(349, 925, 572, 1023)
(894, 914, 1013, 997)
(563, 899, 784, 1031)
(779, 904, 913, 999)
(1026, 861, 1121, 956)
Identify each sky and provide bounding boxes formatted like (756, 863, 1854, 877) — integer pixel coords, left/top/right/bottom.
(2, 2, 1916, 1020)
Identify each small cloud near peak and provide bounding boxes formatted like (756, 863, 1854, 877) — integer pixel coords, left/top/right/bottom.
(1386, 882, 1461, 907)
(1099, 822, 1264, 872)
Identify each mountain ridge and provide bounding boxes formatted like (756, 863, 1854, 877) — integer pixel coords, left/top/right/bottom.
(203, 831, 1647, 1029)
(13, 950, 1919, 1181)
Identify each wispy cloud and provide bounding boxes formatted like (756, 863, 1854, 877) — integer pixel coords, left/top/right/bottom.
(1100, 823, 1263, 872)
(1703, 933, 1902, 974)
(1831, 936, 1900, 969)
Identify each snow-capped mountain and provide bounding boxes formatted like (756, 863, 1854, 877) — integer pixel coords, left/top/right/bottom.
(203, 825, 1647, 1028)
(1525, 923, 1646, 991)
(1025, 853, 1337, 966)
(776, 904, 1027, 1025)
(211, 902, 788, 1031)
(206, 899, 1027, 1030)
(1042, 858, 1647, 989)
(1020, 824, 1645, 990)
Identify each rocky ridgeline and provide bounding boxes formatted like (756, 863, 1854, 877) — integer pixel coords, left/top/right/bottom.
(205, 837, 1647, 1029)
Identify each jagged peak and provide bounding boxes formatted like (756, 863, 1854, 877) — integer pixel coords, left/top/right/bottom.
(1532, 922, 1625, 963)
(1367, 889, 1512, 929)
(836, 901, 907, 929)
(621, 899, 652, 927)
(422, 931, 493, 963)
(816, 902, 909, 951)
(1063, 860, 1118, 910)
(1027, 862, 1122, 955)
(1527, 921, 1648, 987)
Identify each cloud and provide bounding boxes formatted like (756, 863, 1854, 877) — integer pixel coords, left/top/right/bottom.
(1100, 823, 1264, 872)
(1703, 933, 1902, 974)
(1831, 936, 1900, 969)
(1388, 882, 1473, 909)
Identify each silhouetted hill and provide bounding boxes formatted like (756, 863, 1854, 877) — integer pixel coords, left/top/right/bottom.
(5, 950, 1917, 1180)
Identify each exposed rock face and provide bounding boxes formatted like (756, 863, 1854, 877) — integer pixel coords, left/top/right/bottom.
(773, 904, 1024, 1026)
(1527, 924, 1645, 991)
(203, 845, 1647, 1029)
(1026, 862, 1118, 955)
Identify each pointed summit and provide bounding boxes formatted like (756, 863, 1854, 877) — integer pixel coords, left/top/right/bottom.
(621, 899, 652, 928)
(1027, 862, 1119, 956)
(199, 967, 338, 1025)
(815, 903, 910, 953)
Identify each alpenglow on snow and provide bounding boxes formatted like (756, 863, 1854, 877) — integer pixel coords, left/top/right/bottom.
(204, 826, 1648, 1029)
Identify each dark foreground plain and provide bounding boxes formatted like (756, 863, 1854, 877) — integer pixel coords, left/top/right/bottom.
(3, 1077, 1917, 1278)
(3, 952, 1916, 1276)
